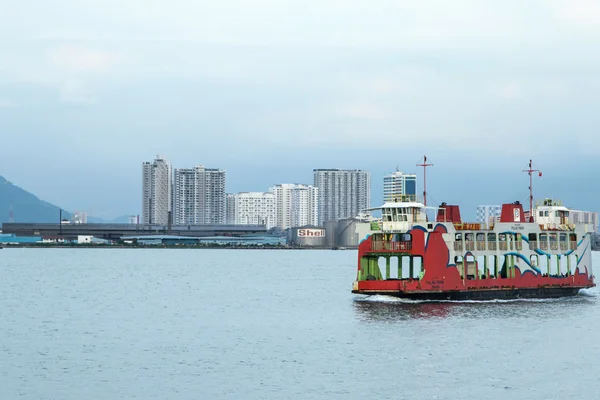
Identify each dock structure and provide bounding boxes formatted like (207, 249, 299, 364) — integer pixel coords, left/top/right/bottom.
(1, 223, 267, 241)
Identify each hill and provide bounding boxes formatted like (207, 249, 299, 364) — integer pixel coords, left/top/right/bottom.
(0, 176, 71, 223)
(88, 215, 133, 224)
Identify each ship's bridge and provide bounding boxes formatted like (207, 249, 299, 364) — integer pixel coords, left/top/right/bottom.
(366, 201, 427, 232)
(534, 198, 572, 229)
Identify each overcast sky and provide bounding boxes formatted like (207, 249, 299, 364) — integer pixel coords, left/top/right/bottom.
(1, 0, 600, 219)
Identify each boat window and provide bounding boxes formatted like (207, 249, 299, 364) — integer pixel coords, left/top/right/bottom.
(401, 256, 411, 279)
(466, 255, 476, 280)
(538, 254, 549, 275)
(487, 233, 496, 242)
(530, 254, 538, 268)
(401, 233, 412, 242)
(549, 233, 557, 242)
(555, 211, 560, 217)
(465, 233, 474, 241)
(476, 233, 485, 241)
(545, 211, 549, 217)
(455, 233, 462, 241)
(455, 256, 463, 264)
(499, 233, 506, 241)
(570, 233, 577, 242)
(489, 255, 497, 278)
(528, 233, 537, 241)
(413, 256, 423, 278)
(539, 211, 544, 217)
(559, 233, 567, 242)
(540, 233, 547, 241)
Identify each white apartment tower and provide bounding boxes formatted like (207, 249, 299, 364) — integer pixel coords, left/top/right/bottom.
(313, 169, 371, 225)
(142, 156, 172, 225)
(226, 192, 276, 229)
(271, 184, 318, 230)
(226, 193, 236, 224)
(383, 170, 417, 202)
(476, 205, 502, 228)
(173, 165, 226, 225)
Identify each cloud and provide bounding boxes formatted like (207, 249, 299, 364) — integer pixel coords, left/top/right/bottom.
(48, 45, 119, 73)
(555, 0, 600, 28)
(58, 80, 95, 104)
(336, 103, 390, 120)
(0, 100, 17, 108)
(489, 82, 523, 100)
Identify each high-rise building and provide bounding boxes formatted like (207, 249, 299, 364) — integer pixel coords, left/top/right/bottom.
(313, 169, 371, 225)
(271, 184, 318, 230)
(476, 205, 502, 228)
(226, 193, 236, 224)
(142, 156, 172, 225)
(383, 170, 417, 202)
(226, 192, 276, 229)
(72, 211, 88, 224)
(173, 165, 226, 225)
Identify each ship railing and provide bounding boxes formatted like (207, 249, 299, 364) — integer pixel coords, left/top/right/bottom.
(488, 242, 497, 251)
(540, 242, 548, 250)
(465, 242, 475, 251)
(454, 223, 482, 231)
(529, 241, 538, 250)
(499, 242, 507, 251)
(569, 241, 577, 250)
(559, 242, 568, 251)
(453, 242, 462, 251)
(371, 241, 412, 251)
(476, 241, 485, 251)
(550, 242, 558, 250)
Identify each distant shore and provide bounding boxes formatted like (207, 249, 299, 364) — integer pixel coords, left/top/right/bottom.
(0, 243, 355, 250)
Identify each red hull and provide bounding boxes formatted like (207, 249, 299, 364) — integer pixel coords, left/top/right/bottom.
(354, 224, 595, 299)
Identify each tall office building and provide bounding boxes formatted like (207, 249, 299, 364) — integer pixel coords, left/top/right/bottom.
(271, 184, 318, 230)
(173, 165, 226, 225)
(383, 170, 417, 202)
(476, 205, 502, 228)
(226, 192, 276, 229)
(142, 156, 172, 225)
(313, 169, 371, 225)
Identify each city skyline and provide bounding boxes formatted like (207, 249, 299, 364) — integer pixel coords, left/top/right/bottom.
(2, 155, 597, 224)
(2, 1, 600, 221)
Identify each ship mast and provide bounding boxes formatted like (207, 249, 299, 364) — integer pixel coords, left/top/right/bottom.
(417, 155, 433, 207)
(522, 159, 542, 222)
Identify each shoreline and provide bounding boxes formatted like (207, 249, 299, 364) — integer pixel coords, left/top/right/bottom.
(0, 244, 355, 250)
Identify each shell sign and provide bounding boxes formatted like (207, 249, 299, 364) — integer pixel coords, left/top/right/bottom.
(298, 229, 326, 237)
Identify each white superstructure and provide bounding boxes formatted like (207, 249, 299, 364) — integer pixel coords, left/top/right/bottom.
(569, 209, 599, 233)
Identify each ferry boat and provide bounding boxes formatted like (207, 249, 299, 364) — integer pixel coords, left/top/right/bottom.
(352, 161, 595, 300)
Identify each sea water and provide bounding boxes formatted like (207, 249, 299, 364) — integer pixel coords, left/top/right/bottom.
(1, 248, 599, 399)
